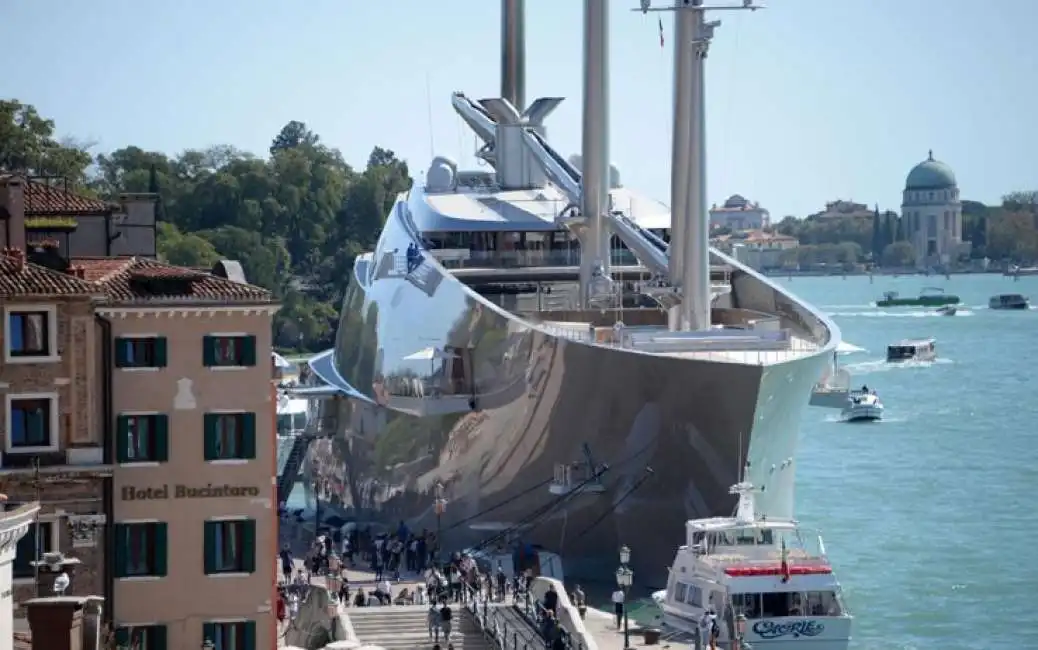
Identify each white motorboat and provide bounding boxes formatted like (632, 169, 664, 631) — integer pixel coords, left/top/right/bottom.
(886, 338, 937, 362)
(653, 483, 852, 650)
(935, 305, 957, 316)
(840, 391, 883, 422)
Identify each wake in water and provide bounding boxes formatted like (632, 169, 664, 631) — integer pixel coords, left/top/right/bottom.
(828, 309, 974, 318)
(844, 357, 954, 374)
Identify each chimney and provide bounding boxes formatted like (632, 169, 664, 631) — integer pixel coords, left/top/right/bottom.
(0, 177, 27, 252)
(26, 596, 87, 650)
(4, 247, 26, 270)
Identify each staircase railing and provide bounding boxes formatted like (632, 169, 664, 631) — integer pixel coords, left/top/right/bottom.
(463, 582, 542, 650)
(513, 590, 585, 650)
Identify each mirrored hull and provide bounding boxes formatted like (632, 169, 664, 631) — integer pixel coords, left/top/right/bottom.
(310, 200, 836, 589)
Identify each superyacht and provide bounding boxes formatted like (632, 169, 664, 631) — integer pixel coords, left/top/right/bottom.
(304, 0, 841, 587)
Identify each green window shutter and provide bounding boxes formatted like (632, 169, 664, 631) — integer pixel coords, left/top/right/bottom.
(114, 338, 129, 368)
(242, 335, 257, 366)
(154, 415, 170, 462)
(113, 524, 127, 578)
(202, 623, 216, 648)
(203, 521, 216, 574)
(242, 519, 257, 573)
(113, 627, 129, 646)
(202, 335, 216, 366)
(153, 523, 168, 576)
(242, 413, 257, 459)
(152, 625, 168, 650)
(203, 414, 217, 461)
(154, 337, 168, 368)
(243, 620, 257, 650)
(116, 416, 130, 464)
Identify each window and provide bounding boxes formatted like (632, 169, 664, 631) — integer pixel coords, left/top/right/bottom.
(115, 337, 168, 369)
(203, 335, 257, 368)
(114, 522, 168, 578)
(116, 414, 169, 464)
(202, 621, 256, 650)
(13, 519, 54, 579)
(204, 519, 256, 574)
(114, 625, 167, 650)
(6, 394, 58, 452)
(204, 413, 256, 461)
(6, 308, 53, 360)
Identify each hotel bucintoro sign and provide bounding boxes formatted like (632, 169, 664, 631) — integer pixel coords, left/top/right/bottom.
(121, 484, 261, 501)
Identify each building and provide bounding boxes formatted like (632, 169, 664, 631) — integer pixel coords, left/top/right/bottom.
(727, 230, 800, 270)
(709, 194, 770, 231)
(901, 150, 965, 267)
(0, 175, 157, 259)
(0, 248, 111, 621)
(807, 200, 874, 221)
(91, 256, 279, 650)
(0, 502, 39, 647)
(1, 175, 280, 649)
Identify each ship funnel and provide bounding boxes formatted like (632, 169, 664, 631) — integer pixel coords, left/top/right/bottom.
(730, 482, 759, 524)
(501, 0, 526, 112)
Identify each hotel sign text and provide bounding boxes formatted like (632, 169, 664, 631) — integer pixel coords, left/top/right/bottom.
(121, 484, 261, 501)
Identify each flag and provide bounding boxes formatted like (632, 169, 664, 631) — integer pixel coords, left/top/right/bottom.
(659, 17, 665, 48)
(780, 539, 791, 583)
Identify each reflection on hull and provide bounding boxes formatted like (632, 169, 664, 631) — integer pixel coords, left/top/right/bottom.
(312, 206, 836, 589)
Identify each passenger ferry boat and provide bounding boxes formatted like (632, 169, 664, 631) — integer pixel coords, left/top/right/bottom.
(653, 483, 852, 650)
(303, 0, 840, 585)
(989, 293, 1029, 310)
(886, 338, 936, 362)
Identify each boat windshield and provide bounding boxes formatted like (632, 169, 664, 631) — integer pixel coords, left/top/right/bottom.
(887, 345, 915, 360)
(731, 590, 844, 618)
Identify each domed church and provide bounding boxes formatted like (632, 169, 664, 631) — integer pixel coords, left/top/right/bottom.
(900, 150, 964, 267)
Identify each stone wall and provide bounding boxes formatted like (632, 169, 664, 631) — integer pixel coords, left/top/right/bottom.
(1, 472, 107, 616)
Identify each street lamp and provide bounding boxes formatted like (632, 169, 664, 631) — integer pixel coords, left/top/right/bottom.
(434, 483, 447, 566)
(736, 613, 753, 650)
(616, 546, 634, 650)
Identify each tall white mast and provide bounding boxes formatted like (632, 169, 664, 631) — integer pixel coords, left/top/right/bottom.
(637, 0, 762, 330)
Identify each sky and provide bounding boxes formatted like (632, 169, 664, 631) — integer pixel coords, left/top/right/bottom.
(2, 0, 1036, 219)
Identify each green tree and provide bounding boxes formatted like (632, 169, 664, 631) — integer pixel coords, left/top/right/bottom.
(881, 241, 915, 267)
(0, 99, 93, 181)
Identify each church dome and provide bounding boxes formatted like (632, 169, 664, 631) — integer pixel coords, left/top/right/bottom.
(905, 151, 957, 190)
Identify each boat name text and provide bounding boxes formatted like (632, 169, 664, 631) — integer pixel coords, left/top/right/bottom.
(121, 484, 261, 501)
(752, 620, 825, 639)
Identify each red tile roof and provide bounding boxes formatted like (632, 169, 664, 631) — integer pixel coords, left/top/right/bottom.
(23, 178, 116, 216)
(0, 249, 100, 297)
(72, 257, 274, 304)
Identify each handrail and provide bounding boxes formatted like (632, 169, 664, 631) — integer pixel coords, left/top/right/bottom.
(461, 582, 542, 650)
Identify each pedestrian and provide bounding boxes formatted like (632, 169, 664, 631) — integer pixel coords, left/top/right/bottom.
(439, 600, 453, 642)
(611, 586, 625, 628)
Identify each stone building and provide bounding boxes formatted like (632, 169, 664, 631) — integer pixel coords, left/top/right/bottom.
(901, 150, 966, 268)
(0, 248, 109, 618)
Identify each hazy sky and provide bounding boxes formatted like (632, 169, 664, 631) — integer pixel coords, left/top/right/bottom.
(3, 0, 1035, 218)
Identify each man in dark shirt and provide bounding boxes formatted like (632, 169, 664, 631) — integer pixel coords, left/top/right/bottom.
(543, 584, 559, 616)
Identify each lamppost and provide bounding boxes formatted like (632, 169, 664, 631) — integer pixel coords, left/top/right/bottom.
(735, 613, 753, 650)
(615, 545, 633, 650)
(433, 483, 447, 567)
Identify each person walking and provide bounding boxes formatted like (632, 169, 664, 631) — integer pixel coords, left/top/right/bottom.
(611, 586, 625, 628)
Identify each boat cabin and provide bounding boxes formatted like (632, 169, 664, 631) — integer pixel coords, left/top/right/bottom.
(886, 338, 936, 362)
(989, 293, 1029, 310)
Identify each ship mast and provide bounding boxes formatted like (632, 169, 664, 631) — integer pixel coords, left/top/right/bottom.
(638, 0, 762, 331)
(501, 0, 526, 112)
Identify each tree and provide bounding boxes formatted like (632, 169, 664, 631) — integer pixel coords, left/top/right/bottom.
(0, 99, 93, 181)
(871, 205, 882, 259)
(881, 241, 915, 267)
(269, 120, 319, 156)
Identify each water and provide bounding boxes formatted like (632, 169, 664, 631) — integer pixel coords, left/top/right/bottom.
(783, 274, 1038, 650)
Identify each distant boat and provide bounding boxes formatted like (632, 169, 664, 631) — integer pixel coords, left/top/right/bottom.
(876, 287, 960, 307)
(935, 305, 957, 316)
(989, 294, 1029, 310)
(1004, 265, 1038, 277)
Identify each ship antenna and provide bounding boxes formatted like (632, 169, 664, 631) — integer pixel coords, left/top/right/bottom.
(425, 71, 436, 160)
